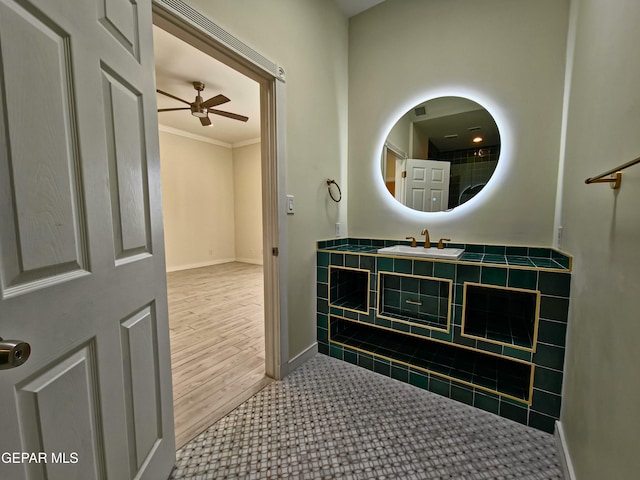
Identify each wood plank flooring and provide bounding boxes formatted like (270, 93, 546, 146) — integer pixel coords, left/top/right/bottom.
(167, 262, 272, 448)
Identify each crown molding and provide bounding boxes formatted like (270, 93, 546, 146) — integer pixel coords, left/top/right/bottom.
(233, 137, 261, 148)
(158, 124, 232, 148)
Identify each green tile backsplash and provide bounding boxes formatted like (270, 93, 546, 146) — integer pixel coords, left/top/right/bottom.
(434, 262, 456, 280)
(538, 271, 572, 297)
(481, 266, 508, 286)
(317, 238, 571, 434)
(508, 269, 538, 289)
(457, 264, 481, 283)
(318, 238, 572, 272)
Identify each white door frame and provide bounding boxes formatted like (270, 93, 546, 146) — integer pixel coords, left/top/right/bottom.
(152, 0, 288, 379)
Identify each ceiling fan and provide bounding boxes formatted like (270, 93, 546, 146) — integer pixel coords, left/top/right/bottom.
(157, 81, 249, 126)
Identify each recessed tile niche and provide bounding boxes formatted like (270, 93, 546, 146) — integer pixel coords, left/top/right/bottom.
(329, 266, 369, 314)
(378, 272, 452, 332)
(330, 317, 533, 403)
(462, 283, 540, 352)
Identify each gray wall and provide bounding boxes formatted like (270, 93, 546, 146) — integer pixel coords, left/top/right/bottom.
(348, 0, 569, 245)
(559, 0, 640, 477)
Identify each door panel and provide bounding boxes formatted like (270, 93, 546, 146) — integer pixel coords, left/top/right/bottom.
(102, 67, 152, 262)
(120, 305, 162, 474)
(0, 1, 89, 296)
(0, 0, 175, 479)
(429, 189, 444, 209)
(408, 164, 427, 210)
(99, 0, 140, 59)
(16, 343, 104, 480)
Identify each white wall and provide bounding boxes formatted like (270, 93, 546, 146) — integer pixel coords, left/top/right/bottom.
(184, 0, 349, 359)
(348, 0, 570, 245)
(559, 0, 640, 478)
(233, 142, 262, 264)
(386, 111, 410, 155)
(159, 130, 263, 271)
(159, 130, 236, 271)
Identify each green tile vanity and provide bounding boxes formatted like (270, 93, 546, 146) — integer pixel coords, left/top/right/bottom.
(316, 238, 571, 433)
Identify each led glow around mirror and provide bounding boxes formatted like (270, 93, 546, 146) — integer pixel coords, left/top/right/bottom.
(381, 96, 501, 213)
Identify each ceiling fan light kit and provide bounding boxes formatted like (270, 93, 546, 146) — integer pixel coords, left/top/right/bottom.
(157, 81, 248, 126)
(190, 104, 208, 118)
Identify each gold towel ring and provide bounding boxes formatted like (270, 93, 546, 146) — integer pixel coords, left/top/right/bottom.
(327, 179, 342, 203)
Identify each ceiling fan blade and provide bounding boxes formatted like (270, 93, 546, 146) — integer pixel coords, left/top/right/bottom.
(157, 107, 190, 112)
(156, 89, 191, 105)
(208, 109, 249, 122)
(199, 116, 212, 127)
(201, 94, 230, 109)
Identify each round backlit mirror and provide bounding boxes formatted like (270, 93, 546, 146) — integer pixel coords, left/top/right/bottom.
(382, 96, 500, 212)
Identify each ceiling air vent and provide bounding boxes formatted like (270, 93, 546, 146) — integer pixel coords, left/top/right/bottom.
(414, 106, 427, 116)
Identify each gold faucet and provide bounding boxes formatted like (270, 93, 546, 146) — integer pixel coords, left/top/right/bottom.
(420, 229, 430, 248)
(438, 238, 451, 249)
(405, 236, 417, 248)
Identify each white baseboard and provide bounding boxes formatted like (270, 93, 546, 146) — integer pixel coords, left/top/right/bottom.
(285, 342, 318, 376)
(166, 257, 264, 272)
(165, 258, 236, 273)
(555, 421, 576, 480)
(235, 257, 263, 265)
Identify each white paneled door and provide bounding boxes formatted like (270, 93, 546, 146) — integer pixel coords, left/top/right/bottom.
(0, 0, 175, 479)
(404, 159, 451, 212)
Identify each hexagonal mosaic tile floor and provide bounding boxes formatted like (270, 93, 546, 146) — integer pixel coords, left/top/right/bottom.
(171, 355, 563, 479)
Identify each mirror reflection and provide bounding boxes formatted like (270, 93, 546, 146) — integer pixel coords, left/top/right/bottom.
(382, 96, 500, 212)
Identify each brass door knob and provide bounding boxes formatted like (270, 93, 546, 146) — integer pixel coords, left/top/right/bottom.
(0, 337, 31, 370)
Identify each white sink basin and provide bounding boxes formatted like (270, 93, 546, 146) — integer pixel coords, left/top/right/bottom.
(377, 244, 465, 260)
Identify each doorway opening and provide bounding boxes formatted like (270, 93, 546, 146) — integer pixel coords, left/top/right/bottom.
(152, 8, 283, 448)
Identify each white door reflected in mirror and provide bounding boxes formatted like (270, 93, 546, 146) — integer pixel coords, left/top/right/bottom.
(402, 158, 450, 212)
(382, 96, 500, 212)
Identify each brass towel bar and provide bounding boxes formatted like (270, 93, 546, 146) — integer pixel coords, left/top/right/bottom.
(585, 155, 640, 189)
